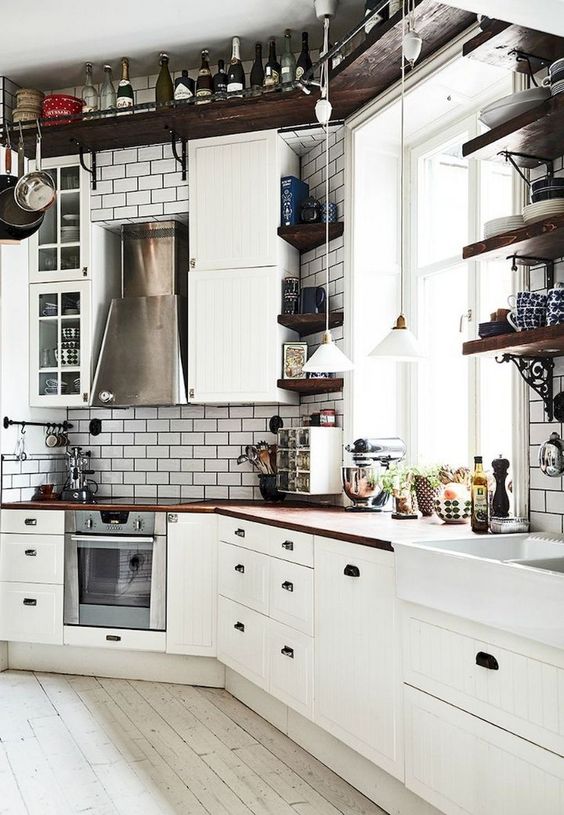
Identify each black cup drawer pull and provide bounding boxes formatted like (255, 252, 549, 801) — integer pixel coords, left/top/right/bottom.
(24, 549, 37, 557)
(282, 540, 294, 551)
(234, 564, 245, 573)
(235, 528, 246, 538)
(281, 646, 295, 659)
(476, 651, 499, 671)
(24, 518, 37, 526)
(106, 635, 121, 642)
(281, 580, 294, 592)
(234, 621, 245, 632)
(23, 598, 37, 606)
(344, 564, 360, 578)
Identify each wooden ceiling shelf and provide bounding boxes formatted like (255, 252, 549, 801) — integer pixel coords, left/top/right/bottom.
(463, 214, 564, 264)
(278, 312, 344, 336)
(462, 19, 564, 73)
(277, 223, 343, 252)
(462, 94, 564, 165)
(277, 378, 343, 395)
(463, 324, 564, 358)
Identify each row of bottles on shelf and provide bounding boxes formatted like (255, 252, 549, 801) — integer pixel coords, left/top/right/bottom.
(79, 31, 313, 114)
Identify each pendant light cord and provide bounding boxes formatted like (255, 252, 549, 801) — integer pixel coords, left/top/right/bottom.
(399, 4, 406, 318)
(323, 15, 331, 337)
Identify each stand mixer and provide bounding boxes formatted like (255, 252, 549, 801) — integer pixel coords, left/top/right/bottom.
(342, 437, 406, 511)
(61, 447, 98, 503)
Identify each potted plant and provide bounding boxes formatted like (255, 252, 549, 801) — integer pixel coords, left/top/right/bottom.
(380, 466, 417, 518)
(410, 464, 441, 517)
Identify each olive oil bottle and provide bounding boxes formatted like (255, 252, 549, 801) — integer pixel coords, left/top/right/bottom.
(471, 455, 489, 533)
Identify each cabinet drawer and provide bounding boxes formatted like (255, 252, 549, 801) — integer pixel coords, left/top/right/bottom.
(268, 619, 313, 719)
(218, 542, 269, 614)
(1, 509, 65, 536)
(217, 596, 268, 689)
(64, 626, 165, 652)
(0, 534, 64, 584)
(218, 516, 269, 554)
(0, 582, 62, 644)
(405, 686, 564, 815)
(269, 527, 313, 567)
(269, 558, 314, 636)
(404, 611, 564, 756)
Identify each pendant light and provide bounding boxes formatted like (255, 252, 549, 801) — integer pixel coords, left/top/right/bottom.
(369, 1, 423, 362)
(303, 10, 354, 375)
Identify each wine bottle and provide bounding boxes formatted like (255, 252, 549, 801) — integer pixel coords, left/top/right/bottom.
(100, 64, 116, 112)
(295, 32, 312, 81)
(196, 49, 213, 104)
(213, 60, 228, 99)
(82, 62, 99, 113)
(227, 37, 245, 97)
(156, 52, 174, 105)
(116, 57, 134, 111)
(280, 30, 296, 91)
(174, 69, 195, 101)
(471, 455, 489, 534)
(364, 0, 390, 34)
(263, 38, 281, 89)
(250, 43, 264, 95)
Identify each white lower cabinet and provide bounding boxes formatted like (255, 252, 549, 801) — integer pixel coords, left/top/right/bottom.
(218, 542, 270, 615)
(405, 685, 564, 815)
(218, 595, 268, 689)
(269, 557, 314, 636)
(314, 537, 403, 780)
(268, 619, 313, 719)
(64, 626, 165, 652)
(0, 534, 64, 584)
(166, 514, 217, 657)
(0, 582, 63, 645)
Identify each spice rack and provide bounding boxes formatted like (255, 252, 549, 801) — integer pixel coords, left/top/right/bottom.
(276, 426, 342, 495)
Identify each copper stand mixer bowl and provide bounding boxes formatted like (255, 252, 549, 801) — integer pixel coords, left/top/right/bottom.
(342, 466, 384, 509)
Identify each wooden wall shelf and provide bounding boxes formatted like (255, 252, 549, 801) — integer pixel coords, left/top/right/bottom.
(463, 214, 564, 263)
(463, 324, 564, 358)
(277, 378, 344, 395)
(463, 20, 564, 73)
(462, 94, 564, 165)
(278, 223, 344, 251)
(278, 312, 344, 336)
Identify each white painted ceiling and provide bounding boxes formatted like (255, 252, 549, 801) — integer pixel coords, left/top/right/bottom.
(444, 0, 564, 36)
(2, 0, 363, 89)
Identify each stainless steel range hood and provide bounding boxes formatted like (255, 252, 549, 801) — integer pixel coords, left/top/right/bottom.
(91, 221, 188, 407)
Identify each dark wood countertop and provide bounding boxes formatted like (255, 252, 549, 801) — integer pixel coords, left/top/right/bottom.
(1, 499, 482, 550)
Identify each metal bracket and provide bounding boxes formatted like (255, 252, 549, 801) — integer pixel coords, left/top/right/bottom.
(510, 48, 553, 79)
(76, 144, 97, 190)
(507, 255, 555, 288)
(497, 354, 554, 420)
(170, 131, 187, 181)
(499, 150, 554, 179)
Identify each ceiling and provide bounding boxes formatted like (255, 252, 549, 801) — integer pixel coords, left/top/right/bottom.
(443, 0, 564, 36)
(2, 0, 364, 90)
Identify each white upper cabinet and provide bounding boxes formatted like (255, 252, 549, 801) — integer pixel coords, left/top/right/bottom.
(189, 130, 298, 272)
(188, 266, 297, 404)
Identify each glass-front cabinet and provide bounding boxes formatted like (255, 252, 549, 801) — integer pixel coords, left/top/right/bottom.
(29, 156, 90, 283)
(30, 282, 91, 406)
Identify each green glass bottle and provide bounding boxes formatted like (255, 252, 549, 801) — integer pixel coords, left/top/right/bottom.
(116, 57, 134, 111)
(156, 52, 174, 105)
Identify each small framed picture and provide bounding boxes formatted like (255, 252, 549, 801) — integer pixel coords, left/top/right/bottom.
(282, 342, 308, 379)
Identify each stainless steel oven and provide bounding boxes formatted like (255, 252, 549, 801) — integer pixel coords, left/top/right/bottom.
(64, 510, 166, 631)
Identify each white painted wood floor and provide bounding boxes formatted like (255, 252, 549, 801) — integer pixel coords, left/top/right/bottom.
(0, 671, 387, 815)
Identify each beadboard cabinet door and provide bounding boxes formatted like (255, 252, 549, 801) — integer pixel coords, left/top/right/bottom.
(189, 131, 296, 272)
(314, 537, 404, 780)
(166, 513, 218, 657)
(188, 267, 297, 404)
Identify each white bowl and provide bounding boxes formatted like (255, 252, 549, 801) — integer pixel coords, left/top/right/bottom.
(479, 87, 550, 129)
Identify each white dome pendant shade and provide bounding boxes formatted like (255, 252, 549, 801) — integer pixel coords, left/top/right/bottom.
(369, 314, 423, 361)
(303, 331, 355, 373)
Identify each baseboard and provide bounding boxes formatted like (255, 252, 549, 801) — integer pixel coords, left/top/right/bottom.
(225, 668, 441, 815)
(0, 642, 7, 672)
(8, 643, 226, 687)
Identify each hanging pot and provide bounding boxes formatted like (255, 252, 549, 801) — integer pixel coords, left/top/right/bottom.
(14, 132, 55, 213)
(539, 432, 564, 477)
(0, 144, 17, 193)
(0, 186, 44, 241)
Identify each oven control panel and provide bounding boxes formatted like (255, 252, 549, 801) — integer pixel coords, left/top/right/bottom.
(74, 511, 156, 536)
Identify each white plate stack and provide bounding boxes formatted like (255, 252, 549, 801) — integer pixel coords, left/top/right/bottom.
(523, 200, 564, 224)
(483, 215, 524, 239)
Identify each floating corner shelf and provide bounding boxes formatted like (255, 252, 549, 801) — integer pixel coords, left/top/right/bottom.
(277, 378, 344, 395)
(277, 223, 344, 252)
(277, 312, 344, 336)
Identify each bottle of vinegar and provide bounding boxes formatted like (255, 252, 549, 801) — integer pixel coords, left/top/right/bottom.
(116, 57, 134, 110)
(471, 455, 489, 533)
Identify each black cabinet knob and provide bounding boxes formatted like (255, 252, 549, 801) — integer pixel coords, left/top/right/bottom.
(106, 635, 121, 642)
(281, 581, 294, 592)
(235, 528, 245, 538)
(344, 564, 360, 577)
(24, 518, 37, 526)
(24, 549, 37, 557)
(23, 598, 37, 606)
(476, 651, 499, 670)
(281, 646, 294, 659)
(234, 621, 245, 632)
(282, 541, 294, 550)
(234, 564, 245, 573)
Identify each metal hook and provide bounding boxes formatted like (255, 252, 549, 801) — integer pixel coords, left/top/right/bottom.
(35, 118, 42, 140)
(5, 123, 11, 151)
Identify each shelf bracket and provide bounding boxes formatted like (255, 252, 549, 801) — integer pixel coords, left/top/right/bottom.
(507, 255, 555, 288)
(76, 144, 97, 190)
(499, 150, 554, 179)
(170, 131, 187, 181)
(511, 49, 554, 78)
(496, 354, 554, 420)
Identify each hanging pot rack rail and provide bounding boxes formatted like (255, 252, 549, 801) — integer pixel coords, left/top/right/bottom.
(3, 417, 73, 432)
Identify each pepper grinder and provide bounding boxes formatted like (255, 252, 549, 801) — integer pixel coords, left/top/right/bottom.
(491, 454, 510, 518)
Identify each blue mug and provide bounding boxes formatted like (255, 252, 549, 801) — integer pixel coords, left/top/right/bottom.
(507, 291, 546, 331)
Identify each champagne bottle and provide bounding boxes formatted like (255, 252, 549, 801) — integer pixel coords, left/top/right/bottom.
(471, 455, 489, 533)
(227, 37, 245, 97)
(82, 62, 99, 113)
(196, 49, 213, 104)
(100, 64, 116, 112)
(264, 38, 281, 89)
(364, 0, 390, 34)
(213, 60, 228, 99)
(174, 69, 195, 101)
(155, 52, 174, 105)
(280, 30, 296, 91)
(250, 43, 264, 95)
(116, 57, 134, 111)
(295, 32, 312, 81)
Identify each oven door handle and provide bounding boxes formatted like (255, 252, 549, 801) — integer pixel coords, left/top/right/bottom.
(70, 535, 155, 545)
